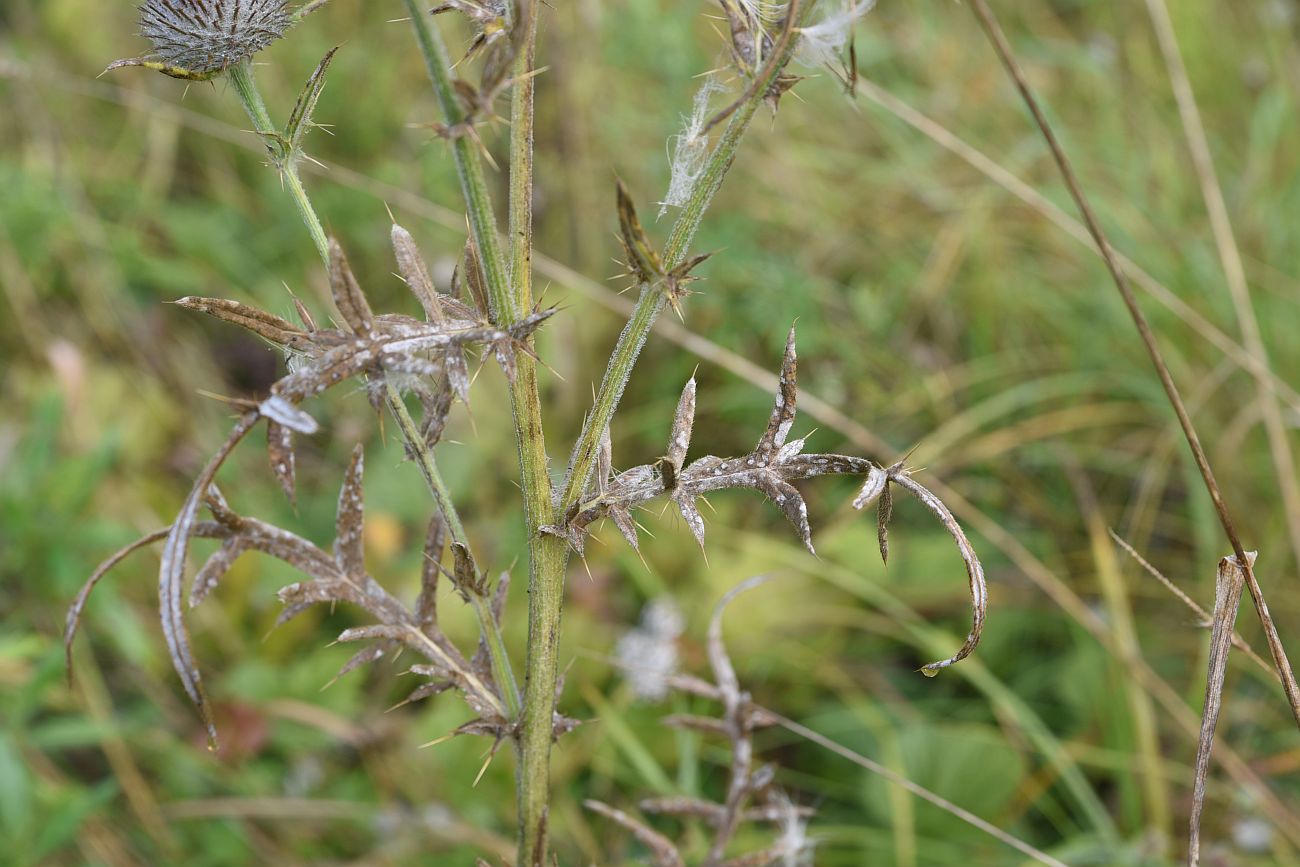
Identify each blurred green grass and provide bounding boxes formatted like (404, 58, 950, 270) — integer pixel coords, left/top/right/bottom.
(2, 0, 1300, 864)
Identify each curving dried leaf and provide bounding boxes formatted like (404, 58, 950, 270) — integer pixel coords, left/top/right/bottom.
(157, 412, 260, 747)
(887, 471, 986, 676)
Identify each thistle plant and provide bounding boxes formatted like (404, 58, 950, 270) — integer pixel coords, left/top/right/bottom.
(69, 1, 992, 862)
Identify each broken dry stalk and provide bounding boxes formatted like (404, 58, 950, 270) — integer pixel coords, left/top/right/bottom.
(967, 0, 1300, 731)
(1189, 552, 1252, 866)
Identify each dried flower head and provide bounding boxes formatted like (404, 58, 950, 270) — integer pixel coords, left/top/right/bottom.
(110, 0, 293, 79)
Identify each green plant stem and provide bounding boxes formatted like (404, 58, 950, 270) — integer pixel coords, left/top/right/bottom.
(403, 1, 512, 325)
(401, 6, 566, 862)
(385, 381, 521, 719)
(557, 3, 812, 515)
(227, 61, 330, 264)
(227, 54, 521, 720)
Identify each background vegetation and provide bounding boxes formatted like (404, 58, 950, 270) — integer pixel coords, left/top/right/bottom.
(2, 0, 1299, 864)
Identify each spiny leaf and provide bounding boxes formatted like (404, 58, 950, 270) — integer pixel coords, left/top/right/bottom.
(877, 481, 893, 566)
(609, 506, 640, 552)
(189, 538, 249, 608)
(325, 645, 386, 688)
(755, 476, 814, 556)
(329, 239, 374, 335)
(461, 237, 491, 320)
(676, 495, 707, 551)
(174, 296, 311, 350)
(334, 445, 366, 576)
(266, 422, 297, 507)
(285, 46, 338, 154)
(756, 325, 797, 457)
(667, 377, 696, 480)
(616, 177, 663, 286)
(451, 541, 485, 598)
(417, 515, 446, 634)
(391, 222, 445, 322)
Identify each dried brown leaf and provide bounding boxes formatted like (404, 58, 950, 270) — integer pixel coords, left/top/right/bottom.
(266, 421, 297, 507)
(756, 325, 797, 457)
(174, 296, 312, 351)
(158, 412, 260, 747)
(189, 538, 248, 608)
(889, 471, 987, 676)
(417, 515, 446, 634)
(328, 238, 374, 335)
(391, 223, 445, 322)
(333, 445, 366, 575)
(667, 376, 696, 480)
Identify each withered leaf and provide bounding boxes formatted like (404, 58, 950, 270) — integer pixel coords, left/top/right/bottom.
(676, 495, 707, 551)
(329, 239, 374, 335)
(461, 238, 491, 320)
(417, 515, 446, 635)
(667, 376, 696, 481)
(609, 506, 640, 552)
(755, 475, 814, 556)
(451, 541, 485, 598)
(189, 537, 249, 608)
(157, 412, 261, 747)
(888, 471, 986, 676)
(585, 800, 684, 867)
(391, 223, 445, 323)
(333, 445, 366, 576)
(266, 422, 297, 507)
(877, 482, 893, 566)
(326, 644, 386, 688)
(174, 297, 312, 350)
(756, 325, 797, 457)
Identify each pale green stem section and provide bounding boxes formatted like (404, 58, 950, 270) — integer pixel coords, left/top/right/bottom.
(508, 3, 538, 318)
(226, 56, 520, 719)
(228, 61, 330, 263)
(401, 5, 566, 863)
(557, 4, 814, 514)
(403, 2, 513, 325)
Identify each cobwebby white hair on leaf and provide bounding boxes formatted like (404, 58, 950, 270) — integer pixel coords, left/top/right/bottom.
(796, 0, 876, 68)
(660, 75, 724, 218)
